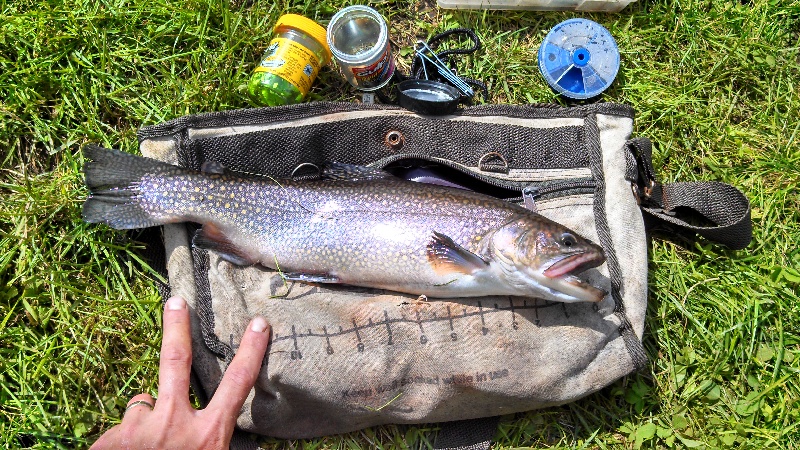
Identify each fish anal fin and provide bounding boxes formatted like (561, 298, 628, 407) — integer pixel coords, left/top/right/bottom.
(281, 272, 340, 284)
(193, 224, 258, 266)
(322, 162, 393, 181)
(426, 231, 487, 276)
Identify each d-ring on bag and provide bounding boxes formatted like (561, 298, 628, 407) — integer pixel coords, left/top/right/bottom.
(135, 103, 750, 448)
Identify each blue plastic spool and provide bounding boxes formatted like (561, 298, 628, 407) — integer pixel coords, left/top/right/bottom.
(538, 18, 620, 100)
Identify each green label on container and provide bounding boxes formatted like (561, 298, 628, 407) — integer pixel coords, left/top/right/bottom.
(254, 37, 321, 95)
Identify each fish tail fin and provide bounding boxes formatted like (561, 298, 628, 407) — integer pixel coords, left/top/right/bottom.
(82, 145, 173, 229)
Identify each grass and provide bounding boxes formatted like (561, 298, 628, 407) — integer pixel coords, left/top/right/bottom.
(0, 0, 798, 448)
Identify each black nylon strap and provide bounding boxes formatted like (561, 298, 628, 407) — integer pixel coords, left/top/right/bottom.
(229, 430, 261, 450)
(433, 416, 501, 450)
(625, 138, 752, 250)
(127, 227, 171, 300)
(191, 237, 236, 363)
(588, 116, 648, 371)
(642, 181, 752, 250)
(627, 137, 657, 184)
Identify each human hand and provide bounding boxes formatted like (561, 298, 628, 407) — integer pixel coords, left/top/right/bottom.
(91, 296, 270, 449)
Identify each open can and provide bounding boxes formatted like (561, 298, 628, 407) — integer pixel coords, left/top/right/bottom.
(326, 6, 395, 91)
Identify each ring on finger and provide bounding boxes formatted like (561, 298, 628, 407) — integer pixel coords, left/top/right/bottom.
(125, 399, 155, 412)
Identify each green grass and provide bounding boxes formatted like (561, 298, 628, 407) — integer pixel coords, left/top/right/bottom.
(1, 0, 798, 448)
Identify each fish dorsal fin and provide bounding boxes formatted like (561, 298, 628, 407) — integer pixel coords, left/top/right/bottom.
(200, 161, 226, 175)
(322, 162, 393, 181)
(192, 224, 258, 266)
(426, 231, 488, 276)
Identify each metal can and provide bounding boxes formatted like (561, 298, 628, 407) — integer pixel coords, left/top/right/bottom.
(326, 6, 395, 91)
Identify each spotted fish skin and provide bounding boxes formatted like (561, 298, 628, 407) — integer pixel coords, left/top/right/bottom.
(83, 146, 606, 303)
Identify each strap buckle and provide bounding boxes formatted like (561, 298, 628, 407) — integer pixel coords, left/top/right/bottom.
(631, 179, 656, 205)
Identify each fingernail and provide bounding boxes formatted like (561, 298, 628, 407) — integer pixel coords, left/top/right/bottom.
(166, 296, 186, 310)
(250, 316, 268, 333)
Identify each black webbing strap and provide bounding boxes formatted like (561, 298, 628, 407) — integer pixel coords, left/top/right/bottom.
(127, 227, 170, 300)
(229, 430, 261, 450)
(627, 138, 752, 250)
(434, 416, 501, 450)
(627, 137, 657, 184)
(641, 182, 752, 250)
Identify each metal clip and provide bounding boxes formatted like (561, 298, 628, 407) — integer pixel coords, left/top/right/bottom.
(291, 163, 321, 180)
(643, 179, 655, 200)
(478, 152, 509, 174)
(522, 185, 539, 213)
(414, 41, 474, 97)
(631, 180, 656, 205)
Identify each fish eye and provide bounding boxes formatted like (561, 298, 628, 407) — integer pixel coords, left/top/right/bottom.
(561, 233, 576, 248)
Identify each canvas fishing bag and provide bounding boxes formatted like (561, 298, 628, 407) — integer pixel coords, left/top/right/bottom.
(135, 102, 751, 448)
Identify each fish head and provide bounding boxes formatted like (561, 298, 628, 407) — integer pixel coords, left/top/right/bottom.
(488, 216, 607, 302)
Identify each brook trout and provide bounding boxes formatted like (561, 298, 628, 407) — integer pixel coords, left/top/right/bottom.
(83, 146, 606, 303)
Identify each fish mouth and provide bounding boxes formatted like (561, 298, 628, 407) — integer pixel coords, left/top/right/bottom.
(560, 275, 608, 303)
(543, 251, 605, 278)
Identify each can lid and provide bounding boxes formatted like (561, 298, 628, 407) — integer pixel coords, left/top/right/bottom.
(275, 14, 332, 61)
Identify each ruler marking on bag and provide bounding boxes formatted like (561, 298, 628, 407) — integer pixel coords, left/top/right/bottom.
(384, 310, 394, 345)
(446, 305, 457, 341)
(289, 325, 302, 360)
(322, 325, 334, 355)
(532, 299, 541, 327)
(270, 298, 570, 358)
(446, 305, 454, 331)
(510, 298, 519, 330)
(416, 310, 427, 344)
(478, 301, 489, 335)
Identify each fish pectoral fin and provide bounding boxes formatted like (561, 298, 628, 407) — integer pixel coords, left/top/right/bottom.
(281, 272, 340, 283)
(426, 231, 488, 276)
(200, 160, 226, 175)
(192, 224, 258, 266)
(322, 162, 393, 181)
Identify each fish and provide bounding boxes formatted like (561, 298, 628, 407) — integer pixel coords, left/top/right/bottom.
(82, 145, 607, 303)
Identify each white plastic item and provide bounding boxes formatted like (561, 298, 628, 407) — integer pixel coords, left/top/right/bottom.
(436, 0, 636, 12)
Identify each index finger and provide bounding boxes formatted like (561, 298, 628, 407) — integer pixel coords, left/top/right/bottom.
(207, 317, 270, 416)
(156, 296, 193, 408)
